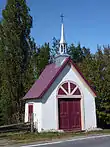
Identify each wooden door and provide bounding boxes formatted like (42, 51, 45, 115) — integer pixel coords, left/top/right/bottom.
(59, 98, 81, 131)
(69, 99, 81, 130)
(59, 99, 69, 130)
(28, 104, 33, 122)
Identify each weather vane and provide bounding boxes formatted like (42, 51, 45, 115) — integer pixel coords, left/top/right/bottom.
(60, 14, 64, 23)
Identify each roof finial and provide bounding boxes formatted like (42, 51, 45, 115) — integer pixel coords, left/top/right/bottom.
(60, 14, 64, 23)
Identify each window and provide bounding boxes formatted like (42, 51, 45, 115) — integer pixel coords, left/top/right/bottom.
(61, 45, 63, 52)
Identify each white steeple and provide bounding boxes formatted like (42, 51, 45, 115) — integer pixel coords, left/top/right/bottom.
(60, 23, 66, 44)
(59, 14, 67, 55)
(54, 14, 69, 66)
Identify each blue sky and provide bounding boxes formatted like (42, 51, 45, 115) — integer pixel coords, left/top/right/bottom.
(0, 0, 110, 53)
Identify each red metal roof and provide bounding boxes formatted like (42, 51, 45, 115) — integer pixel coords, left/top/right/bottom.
(23, 57, 96, 99)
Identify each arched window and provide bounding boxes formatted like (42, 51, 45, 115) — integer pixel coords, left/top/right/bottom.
(61, 45, 63, 52)
(57, 81, 81, 96)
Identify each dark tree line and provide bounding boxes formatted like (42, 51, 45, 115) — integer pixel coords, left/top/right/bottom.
(0, 0, 110, 128)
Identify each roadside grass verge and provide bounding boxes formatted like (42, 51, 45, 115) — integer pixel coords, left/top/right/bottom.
(0, 129, 110, 144)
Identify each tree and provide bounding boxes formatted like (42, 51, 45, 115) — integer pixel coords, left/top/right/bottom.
(52, 37, 60, 54)
(79, 46, 110, 128)
(36, 43, 50, 77)
(0, 0, 35, 124)
(68, 43, 83, 63)
(95, 47, 110, 128)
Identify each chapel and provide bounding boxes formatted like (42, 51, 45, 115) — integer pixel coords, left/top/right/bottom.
(23, 16, 97, 132)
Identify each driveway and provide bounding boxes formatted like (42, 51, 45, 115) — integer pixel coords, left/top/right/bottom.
(21, 135, 110, 147)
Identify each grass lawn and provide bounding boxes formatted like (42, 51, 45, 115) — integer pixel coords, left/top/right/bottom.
(0, 129, 110, 144)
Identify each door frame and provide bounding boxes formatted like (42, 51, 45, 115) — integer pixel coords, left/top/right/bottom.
(58, 97, 82, 131)
(28, 103, 34, 122)
(56, 81, 85, 131)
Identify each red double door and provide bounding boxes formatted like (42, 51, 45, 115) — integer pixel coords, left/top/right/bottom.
(58, 98, 81, 131)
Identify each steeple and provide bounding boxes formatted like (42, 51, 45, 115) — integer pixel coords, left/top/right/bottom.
(59, 14, 67, 55)
(54, 14, 69, 66)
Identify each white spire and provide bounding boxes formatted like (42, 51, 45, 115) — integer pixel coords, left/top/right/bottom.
(54, 14, 69, 66)
(59, 14, 67, 55)
(60, 23, 66, 44)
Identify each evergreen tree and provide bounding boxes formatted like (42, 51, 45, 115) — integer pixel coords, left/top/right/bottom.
(79, 46, 110, 128)
(68, 43, 83, 63)
(95, 47, 110, 128)
(0, 0, 34, 124)
(36, 43, 50, 77)
(52, 37, 60, 55)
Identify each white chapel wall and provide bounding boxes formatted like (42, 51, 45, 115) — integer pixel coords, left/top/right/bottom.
(25, 99, 42, 132)
(25, 102, 28, 123)
(41, 64, 97, 131)
(83, 90, 97, 130)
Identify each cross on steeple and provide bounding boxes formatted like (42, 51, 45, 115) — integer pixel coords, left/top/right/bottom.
(60, 14, 64, 23)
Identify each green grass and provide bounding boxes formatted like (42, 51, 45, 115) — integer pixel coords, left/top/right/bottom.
(0, 129, 110, 144)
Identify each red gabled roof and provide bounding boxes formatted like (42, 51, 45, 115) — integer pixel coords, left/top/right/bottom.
(23, 57, 96, 99)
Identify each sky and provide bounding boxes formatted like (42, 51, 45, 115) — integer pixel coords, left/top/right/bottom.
(0, 0, 110, 53)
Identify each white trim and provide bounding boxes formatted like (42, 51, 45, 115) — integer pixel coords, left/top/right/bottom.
(56, 96, 59, 130)
(70, 64, 96, 97)
(28, 103, 34, 122)
(60, 86, 68, 95)
(57, 95, 82, 98)
(68, 81, 71, 94)
(57, 80, 83, 96)
(81, 98, 84, 130)
(56, 80, 85, 131)
(71, 85, 78, 95)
